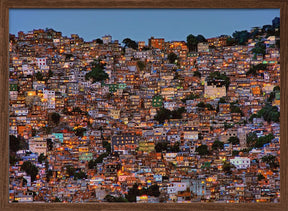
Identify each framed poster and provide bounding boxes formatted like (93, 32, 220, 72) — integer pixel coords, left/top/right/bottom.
(1, 0, 287, 211)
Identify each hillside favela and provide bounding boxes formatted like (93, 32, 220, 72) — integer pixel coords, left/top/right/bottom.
(9, 17, 280, 203)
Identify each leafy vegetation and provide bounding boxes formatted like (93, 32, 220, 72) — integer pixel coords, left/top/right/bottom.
(85, 60, 109, 83)
(65, 165, 87, 180)
(50, 112, 61, 125)
(257, 173, 265, 181)
(207, 71, 230, 90)
(196, 144, 209, 156)
(122, 38, 138, 50)
(193, 71, 201, 78)
(74, 127, 87, 137)
(267, 86, 280, 103)
(137, 61, 146, 71)
(21, 161, 39, 182)
(197, 102, 214, 110)
(246, 132, 274, 148)
(88, 153, 109, 169)
(186, 34, 207, 52)
(227, 136, 240, 145)
(125, 183, 160, 202)
(181, 93, 199, 103)
(9, 135, 28, 155)
(232, 30, 250, 45)
(168, 52, 178, 64)
(222, 161, 235, 175)
(258, 104, 280, 123)
(230, 103, 243, 116)
(212, 140, 224, 150)
(154, 107, 186, 124)
(261, 155, 279, 169)
(104, 195, 128, 202)
(252, 41, 266, 57)
(246, 64, 267, 76)
(155, 142, 180, 153)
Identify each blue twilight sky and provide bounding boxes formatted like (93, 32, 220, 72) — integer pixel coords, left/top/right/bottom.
(10, 9, 279, 43)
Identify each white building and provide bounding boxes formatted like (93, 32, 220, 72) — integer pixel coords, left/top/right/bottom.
(167, 182, 187, 194)
(230, 157, 250, 169)
(102, 35, 112, 44)
(204, 81, 226, 99)
(164, 101, 177, 111)
(36, 58, 47, 68)
(29, 136, 47, 156)
(43, 89, 55, 109)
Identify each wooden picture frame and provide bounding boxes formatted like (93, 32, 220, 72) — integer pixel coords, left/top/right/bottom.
(1, 0, 287, 210)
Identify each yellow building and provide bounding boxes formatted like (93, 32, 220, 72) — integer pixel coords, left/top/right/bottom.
(204, 81, 226, 99)
(138, 140, 155, 153)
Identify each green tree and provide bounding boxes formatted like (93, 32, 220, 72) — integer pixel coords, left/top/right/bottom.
(155, 142, 169, 152)
(22, 177, 27, 186)
(170, 142, 180, 153)
(226, 36, 236, 46)
(227, 136, 240, 145)
(207, 71, 230, 90)
(47, 69, 53, 80)
(196, 145, 209, 156)
(232, 30, 250, 45)
(249, 113, 260, 122)
(272, 17, 280, 29)
(186, 34, 198, 52)
(85, 60, 109, 83)
(74, 127, 87, 137)
(232, 150, 239, 156)
(137, 61, 145, 71)
(193, 71, 201, 78)
(181, 93, 199, 103)
(197, 102, 214, 110)
(230, 103, 243, 116)
(257, 104, 280, 123)
(212, 140, 224, 150)
(65, 165, 76, 177)
(171, 107, 186, 119)
(38, 153, 47, 163)
(74, 170, 87, 180)
(103, 140, 111, 154)
(252, 41, 266, 57)
(247, 64, 267, 76)
(9, 135, 28, 155)
(246, 132, 258, 147)
(10, 155, 19, 166)
(47, 138, 53, 151)
(35, 72, 44, 81)
(273, 85, 280, 92)
(261, 154, 279, 169)
(46, 169, 53, 182)
(122, 38, 138, 50)
(95, 38, 103, 44)
(196, 34, 207, 43)
(147, 184, 161, 197)
(255, 134, 274, 148)
(168, 52, 178, 64)
(95, 153, 109, 163)
(222, 161, 234, 175)
(104, 195, 127, 202)
(125, 183, 139, 202)
(257, 173, 265, 181)
(21, 161, 39, 182)
(50, 112, 60, 125)
(54, 197, 62, 202)
(154, 108, 171, 124)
